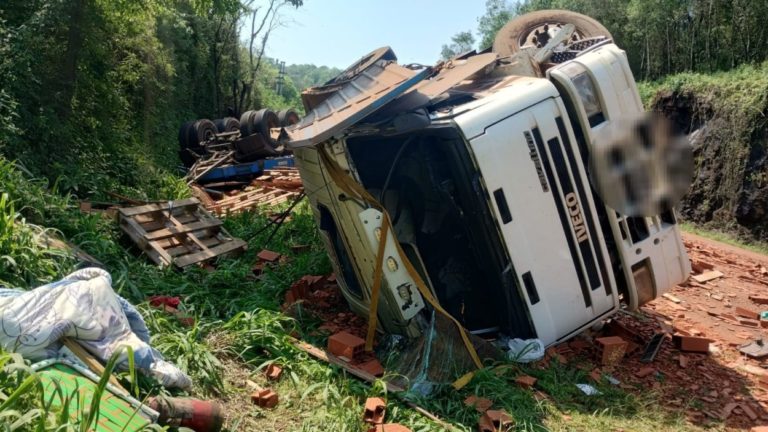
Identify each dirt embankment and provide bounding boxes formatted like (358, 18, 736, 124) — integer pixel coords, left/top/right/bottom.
(647, 67, 768, 242)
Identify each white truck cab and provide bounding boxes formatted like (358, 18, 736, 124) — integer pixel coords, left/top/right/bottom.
(284, 11, 691, 348)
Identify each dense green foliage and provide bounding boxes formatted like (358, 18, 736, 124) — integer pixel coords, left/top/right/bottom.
(454, 0, 768, 80)
(0, 1, 302, 200)
(285, 63, 342, 94)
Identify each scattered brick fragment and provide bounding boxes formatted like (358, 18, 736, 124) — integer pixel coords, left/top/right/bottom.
(736, 307, 761, 320)
(251, 389, 278, 408)
(464, 395, 493, 413)
(673, 335, 710, 353)
(750, 295, 768, 305)
(678, 355, 688, 368)
(515, 375, 537, 389)
(741, 403, 758, 421)
(363, 397, 386, 424)
(740, 318, 760, 327)
(367, 424, 411, 432)
(265, 364, 282, 381)
(357, 359, 385, 377)
(257, 249, 281, 263)
(692, 270, 724, 283)
(479, 409, 514, 432)
(635, 367, 656, 378)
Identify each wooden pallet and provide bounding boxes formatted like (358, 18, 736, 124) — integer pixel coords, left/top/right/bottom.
(211, 186, 299, 215)
(118, 198, 247, 268)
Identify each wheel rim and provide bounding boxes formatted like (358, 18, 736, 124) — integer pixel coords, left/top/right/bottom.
(518, 23, 587, 49)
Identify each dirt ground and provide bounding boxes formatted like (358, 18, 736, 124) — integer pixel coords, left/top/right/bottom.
(582, 231, 768, 430)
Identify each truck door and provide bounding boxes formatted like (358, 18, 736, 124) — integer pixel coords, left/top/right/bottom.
(463, 97, 619, 345)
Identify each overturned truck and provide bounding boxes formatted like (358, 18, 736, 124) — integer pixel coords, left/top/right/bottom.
(281, 10, 692, 374)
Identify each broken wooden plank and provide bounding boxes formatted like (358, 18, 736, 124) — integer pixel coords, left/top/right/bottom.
(172, 238, 247, 267)
(118, 198, 200, 217)
(144, 219, 223, 241)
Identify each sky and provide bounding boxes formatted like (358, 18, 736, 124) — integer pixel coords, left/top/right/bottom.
(265, 0, 487, 69)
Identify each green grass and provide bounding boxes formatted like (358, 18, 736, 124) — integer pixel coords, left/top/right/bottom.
(680, 222, 768, 255)
(0, 157, 718, 431)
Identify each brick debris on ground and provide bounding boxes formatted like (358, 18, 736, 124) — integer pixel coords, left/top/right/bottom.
(542, 232, 768, 429)
(282, 231, 768, 429)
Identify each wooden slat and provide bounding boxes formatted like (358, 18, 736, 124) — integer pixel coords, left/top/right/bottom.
(173, 239, 247, 267)
(144, 219, 222, 241)
(118, 198, 200, 217)
(166, 237, 221, 257)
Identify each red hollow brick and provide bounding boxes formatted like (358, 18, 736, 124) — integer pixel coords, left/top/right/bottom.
(251, 389, 278, 408)
(673, 335, 711, 353)
(328, 331, 365, 361)
(363, 397, 386, 424)
(595, 336, 628, 365)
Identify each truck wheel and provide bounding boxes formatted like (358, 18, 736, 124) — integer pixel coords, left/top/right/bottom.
(192, 119, 217, 146)
(240, 109, 279, 148)
(493, 10, 613, 57)
(239, 110, 257, 136)
(178, 121, 196, 149)
(277, 109, 300, 127)
(214, 117, 240, 133)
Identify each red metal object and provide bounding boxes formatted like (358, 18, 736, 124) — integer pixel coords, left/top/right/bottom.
(363, 397, 386, 424)
(148, 397, 224, 432)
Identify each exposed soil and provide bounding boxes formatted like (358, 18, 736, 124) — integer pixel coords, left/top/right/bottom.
(653, 91, 768, 242)
(554, 231, 768, 430)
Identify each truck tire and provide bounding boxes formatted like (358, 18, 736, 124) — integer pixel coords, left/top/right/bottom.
(214, 117, 241, 133)
(239, 109, 279, 148)
(277, 109, 300, 127)
(178, 121, 196, 149)
(239, 110, 257, 136)
(192, 119, 217, 147)
(493, 10, 613, 57)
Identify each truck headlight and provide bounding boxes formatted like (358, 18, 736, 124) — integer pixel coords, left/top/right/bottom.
(560, 63, 604, 126)
(631, 260, 656, 306)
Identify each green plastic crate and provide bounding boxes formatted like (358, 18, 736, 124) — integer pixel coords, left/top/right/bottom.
(37, 362, 153, 432)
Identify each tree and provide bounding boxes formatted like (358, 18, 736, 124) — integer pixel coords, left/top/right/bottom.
(477, 0, 515, 49)
(440, 31, 477, 60)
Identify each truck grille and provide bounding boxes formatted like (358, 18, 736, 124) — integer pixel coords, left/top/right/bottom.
(530, 118, 611, 308)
